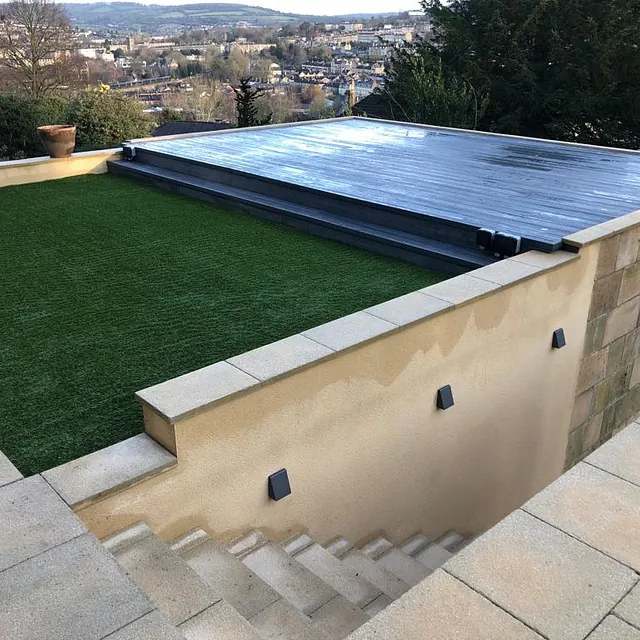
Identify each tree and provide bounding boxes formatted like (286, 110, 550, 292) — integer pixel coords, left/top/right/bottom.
(309, 91, 334, 120)
(234, 77, 272, 128)
(163, 79, 234, 122)
(384, 50, 486, 129)
(419, 0, 640, 148)
(0, 0, 73, 98)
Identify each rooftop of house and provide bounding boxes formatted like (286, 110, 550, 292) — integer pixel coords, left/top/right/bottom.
(0, 172, 443, 476)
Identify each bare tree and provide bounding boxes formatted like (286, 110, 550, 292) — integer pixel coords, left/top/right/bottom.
(163, 78, 234, 122)
(0, 0, 73, 98)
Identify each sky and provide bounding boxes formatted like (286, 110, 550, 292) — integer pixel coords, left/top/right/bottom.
(63, 0, 419, 16)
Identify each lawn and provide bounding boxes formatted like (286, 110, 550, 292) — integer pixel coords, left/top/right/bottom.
(0, 174, 445, 475)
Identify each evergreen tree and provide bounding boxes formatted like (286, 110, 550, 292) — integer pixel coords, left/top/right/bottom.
(234, 77, 272, 128)
(388, 0, 640, 148)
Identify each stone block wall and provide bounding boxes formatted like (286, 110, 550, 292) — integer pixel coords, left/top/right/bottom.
(567, 226, 640, 467)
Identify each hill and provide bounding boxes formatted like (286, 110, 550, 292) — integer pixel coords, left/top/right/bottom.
(63, 2, 400, 32)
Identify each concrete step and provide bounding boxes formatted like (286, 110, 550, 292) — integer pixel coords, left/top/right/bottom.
(309, 596, 370, 640)
(281, 533, 314, 556)
(436, 531, 465, 552)
(242, 541, 337, 615)
(248, 598, 330, 640)
(375, 548, 432, 587)
(179, 600, 263, 640)
(103, 523, 218, 626)
(415, 543, 454, 571)
(226, 529, 268, 559)
(175, 532, 281, 619)
(287, 541, 382, 609)
(363, 594, 394, 617)
(339, 548, 410, 600)
(323, 537, 353, 559)
(360, 537, 394, 560)
(400, 534, 431, 557)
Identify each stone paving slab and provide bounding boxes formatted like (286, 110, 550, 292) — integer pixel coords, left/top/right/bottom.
(587, 423, 640, 487)
(0, 475, 86, 572)
(445, 509, 638, 640)
(42, 434, 177, 508)
(616, 583, 640, 630)
(0, 533, 152, 640)
(347, 570, 544, 640)
(587, 616, 640, 640)
(523, 462, 640, 571)
(104, 611, 183, 639)
(0, 450, 22, 488)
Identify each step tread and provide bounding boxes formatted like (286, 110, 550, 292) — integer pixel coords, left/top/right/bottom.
(339, 548, 409, 600)
(308, 596, 370, 640)
(108, 160, 493, 268)
(360, 537, 394, 561)
(248, 598, 330, 640)
(435, 531, 465, 552)
(242, 541, 337, 615)
(292, 542, 381, 609)
(180, 537, 280, 619)
(107, 527, 218, 625)
(375, 548, 432, 587)
(324, 537, 353, 559)
(415, 543, 454, 571)
(363, 593, 393, 617)
(179, 600, 263, 640)
(400, 534, 431, 557)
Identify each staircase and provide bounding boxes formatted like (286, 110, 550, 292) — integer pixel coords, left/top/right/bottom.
(107, 149, 498, 275)
(103, 523, 473, 639)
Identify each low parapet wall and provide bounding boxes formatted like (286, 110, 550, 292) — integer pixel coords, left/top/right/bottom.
(0, 148, 121, 187)
(62, 245, 598, 547)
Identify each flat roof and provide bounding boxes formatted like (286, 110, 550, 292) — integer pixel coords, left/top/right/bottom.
(137, 118, 640, 250)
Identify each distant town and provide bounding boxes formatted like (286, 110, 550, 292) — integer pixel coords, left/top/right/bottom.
(65, 8, 431, 122)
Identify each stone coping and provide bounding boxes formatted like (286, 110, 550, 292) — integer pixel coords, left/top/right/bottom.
(564, 209, 640, 249)
(349, 421, 640, 640)
(135, 250, 577, 424)
(0, 148, 122, 188)
(42, 434, 176, 508)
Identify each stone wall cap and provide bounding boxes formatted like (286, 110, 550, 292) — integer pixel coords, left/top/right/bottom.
(42, 433, 176, 508)
(564, 210, 640, 248)
(136, 361, 261, 423)
(227, 333, 335, 384)
(471, 258, 542, 286)
(365, 291, 453, 328)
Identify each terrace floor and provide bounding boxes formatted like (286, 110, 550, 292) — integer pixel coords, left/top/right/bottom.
(1, 174, 444, 475)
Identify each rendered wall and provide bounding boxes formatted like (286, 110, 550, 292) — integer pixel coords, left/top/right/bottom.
(0, 148, 121, 187)
(77, 248, 597, 546)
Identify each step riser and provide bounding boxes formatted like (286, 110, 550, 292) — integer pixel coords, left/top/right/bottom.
(134, 149, 480, 250)
(109, 161, 472, 274)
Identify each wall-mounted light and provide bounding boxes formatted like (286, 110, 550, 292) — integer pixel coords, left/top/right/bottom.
(437, 385, 455, 410)
(268, 469, 291, 501)
(552, 329, 566, 349)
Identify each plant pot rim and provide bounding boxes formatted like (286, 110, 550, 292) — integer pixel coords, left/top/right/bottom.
(37, 125, 76, 133)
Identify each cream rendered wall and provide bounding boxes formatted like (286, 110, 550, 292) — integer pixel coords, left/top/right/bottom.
(0, 149, 121, 187)
(78, 246, 598, 545)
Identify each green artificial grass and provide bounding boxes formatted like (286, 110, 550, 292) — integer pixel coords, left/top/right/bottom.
(0, 174, 445, 475)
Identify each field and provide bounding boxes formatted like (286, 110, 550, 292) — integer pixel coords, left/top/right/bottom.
(0, 173, 444, 474)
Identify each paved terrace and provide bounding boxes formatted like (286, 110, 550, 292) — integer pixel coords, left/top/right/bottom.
(1, 422, 639, 638)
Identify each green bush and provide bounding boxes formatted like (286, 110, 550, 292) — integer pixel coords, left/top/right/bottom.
(0, 93, 69, 160)
(68, 88, 153, 151)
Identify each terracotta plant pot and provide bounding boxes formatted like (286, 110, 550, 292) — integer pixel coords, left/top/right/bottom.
(37, 125, 77, 158)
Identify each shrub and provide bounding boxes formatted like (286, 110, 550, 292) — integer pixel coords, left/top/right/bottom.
(0, 93, 69, 160)
(67, 87, 153, 151)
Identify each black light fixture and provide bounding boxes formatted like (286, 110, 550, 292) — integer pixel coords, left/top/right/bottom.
(552, 329, 566, 349)
(437, 385, 455, 410)
(493, 232, 522, 258)
(268, 469, 291, 501)
(476, 228, 496, 252)
(122, 143, 136, 160)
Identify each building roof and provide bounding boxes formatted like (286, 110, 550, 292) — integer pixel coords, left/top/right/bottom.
(153, 121, 234, 138)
